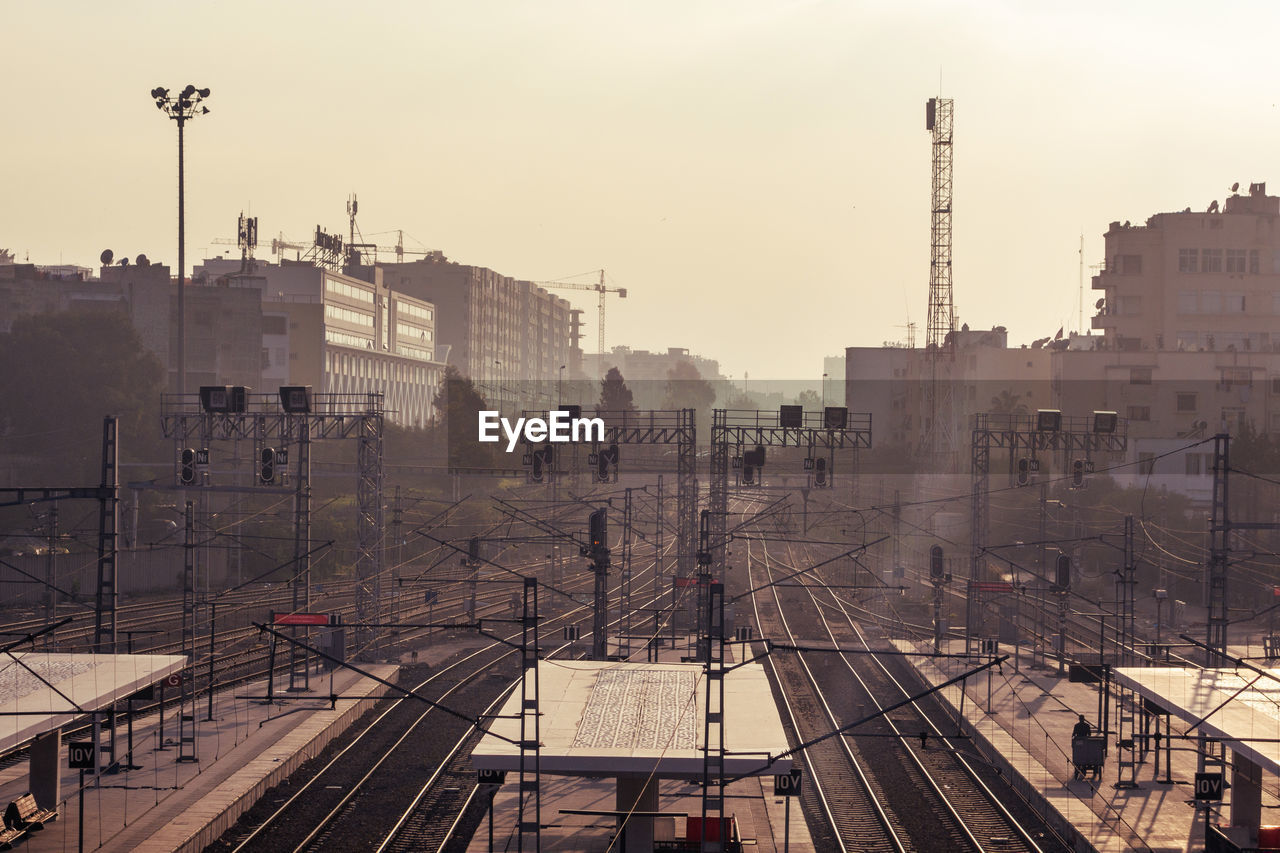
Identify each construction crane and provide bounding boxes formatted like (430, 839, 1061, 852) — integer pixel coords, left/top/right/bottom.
(532, 270, 627, 355)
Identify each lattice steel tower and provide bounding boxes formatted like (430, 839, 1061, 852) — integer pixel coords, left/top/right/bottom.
(923, 96, 956, 462)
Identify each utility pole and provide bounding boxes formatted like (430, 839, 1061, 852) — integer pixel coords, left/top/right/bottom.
(1119, 515, 1136, 667)
(589, 509, 611, 660)
(44, 504, 58, 630)
(621, 489, 633, 660)
(391, 486, 402, 624)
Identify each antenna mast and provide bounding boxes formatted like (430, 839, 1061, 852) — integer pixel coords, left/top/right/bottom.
(923, 96, 956, 463)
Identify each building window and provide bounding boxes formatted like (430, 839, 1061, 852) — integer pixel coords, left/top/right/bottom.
(1199, 290, 1222, 313)
(1202, 249, 1223, 273)
(1226, 249, 1247, 273)
(1251, 249, 1261, 274)
(1270, 412, 1280, 433)
(1138, 452, 1156, 475)
(1221, 368, 1252, 388)
(1178, 292, 1198, 314)
(1126, 405, 1151, 421)
(1129, 367, 1152, 385)
(1115, 254, 1143, 274)
(1224, 292, 1245, 312)
(263, 315, 287, 335)
(1119, 295, 1143, 315)
(1271, 377, 1280, 395)
(1185, 454, 1201, 476)
(1176, 392, 1197, 412)
(1178, 249, 1198, 272)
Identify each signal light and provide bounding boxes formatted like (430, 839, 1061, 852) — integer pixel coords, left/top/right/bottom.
(1055, 553, 1071, 590)
(742, 463, 755, 485)
(530, 446, 553, 482)
(596, 443, 619, 482)
(823, 407, 848, 429)
(930, 545, 945, 579)
(467, 537, 481, 566)
(279, 385, 313, 413)
(180, 448, 196, 485)
(589, 508, 607, 550)
(814, 457, 828, 488)
(260, 447, 276, 483)
(779, 405, 803, 428)
(1036, 409, 1062, 432)
(1016, 457, 1032, 487)
(1071, 459, 1086, 489)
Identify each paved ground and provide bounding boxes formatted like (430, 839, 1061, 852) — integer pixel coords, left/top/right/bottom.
(897, 637, 1277, 853)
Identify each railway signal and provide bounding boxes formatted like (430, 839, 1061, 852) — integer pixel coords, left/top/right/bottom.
(1055, 553, 1071, 590)
(813, 456, 828, 488)
(180, 447, 196, 485)
(260, 447, 276, 483)
(1071, 458, 1086, 489)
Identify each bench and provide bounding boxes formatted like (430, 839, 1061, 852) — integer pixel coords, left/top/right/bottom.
(0, 793, 57, 849)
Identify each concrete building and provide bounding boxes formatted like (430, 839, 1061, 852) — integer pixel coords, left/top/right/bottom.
(196, 258, 442, 428)
(0, 259, 263, 392)
(1092, 181, 1280, 354)
(371, 254, 572, 394)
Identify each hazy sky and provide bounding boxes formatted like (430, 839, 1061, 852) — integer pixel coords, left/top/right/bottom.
(5, 1, 1280, 379)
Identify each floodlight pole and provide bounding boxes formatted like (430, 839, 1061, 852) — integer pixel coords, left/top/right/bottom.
(177, 113, 186, 395)
(152, 84, 210, 395)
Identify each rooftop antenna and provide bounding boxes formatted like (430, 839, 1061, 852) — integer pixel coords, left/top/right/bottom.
(1078, 232, 1084, 335)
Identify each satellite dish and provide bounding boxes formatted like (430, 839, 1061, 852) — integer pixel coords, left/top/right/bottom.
(119, 257, 129, 267)
(1232, 182, 1241, 192)
(1095, 297, 1105, 309)
(1208, 200, 1219, 213)
(135, 254, 149, 267)
(100, 249, 114, 265)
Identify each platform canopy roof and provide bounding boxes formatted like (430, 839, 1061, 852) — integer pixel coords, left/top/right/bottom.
(473, 660, 792, 778)
(0, 653, 186, 753)
(1114, 666, 1280, 774)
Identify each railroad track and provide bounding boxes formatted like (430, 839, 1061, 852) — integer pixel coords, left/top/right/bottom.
(741, 507, 1070, 853)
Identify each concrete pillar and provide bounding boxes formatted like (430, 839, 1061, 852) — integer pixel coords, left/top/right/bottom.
(1232, 752, 1262, 835)
(29, 727, 61, 811)
(616, 773, 659, 853)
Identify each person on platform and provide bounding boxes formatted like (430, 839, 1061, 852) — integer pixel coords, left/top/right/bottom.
(1071, 714, 1094, 780)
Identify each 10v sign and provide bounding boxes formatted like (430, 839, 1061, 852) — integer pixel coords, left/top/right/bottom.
(68, 742, 95, 770)
(774, 767, 802, 796)
(1195, 772, 1224, 802)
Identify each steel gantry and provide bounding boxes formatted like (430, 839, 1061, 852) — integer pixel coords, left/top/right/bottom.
(521, 408, 698, 581)
(708, 409, 872, 616)
(968, 411, 1127, 654)
(161, 390, 386, 664)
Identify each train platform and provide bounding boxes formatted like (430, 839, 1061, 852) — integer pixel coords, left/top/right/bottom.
(0, 655, 400, 853)
(472, 640, 813, 852)
(895, 638, 1280, 853)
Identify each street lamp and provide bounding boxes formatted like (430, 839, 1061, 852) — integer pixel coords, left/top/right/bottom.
(151, 84, 211, 396)
(558, 364, 566, 406)
(822, 372, 829, 410)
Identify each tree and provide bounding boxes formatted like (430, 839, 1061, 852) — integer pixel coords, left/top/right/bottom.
(597, 367, 636, 414)
(795, 389, 820, 409)
(0, 309, 164, 482)
(662, 361, 717, 433)
(989, 390, 1029, 415)
(662, 361, 716, 412)
(429, 365, 500, 469)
